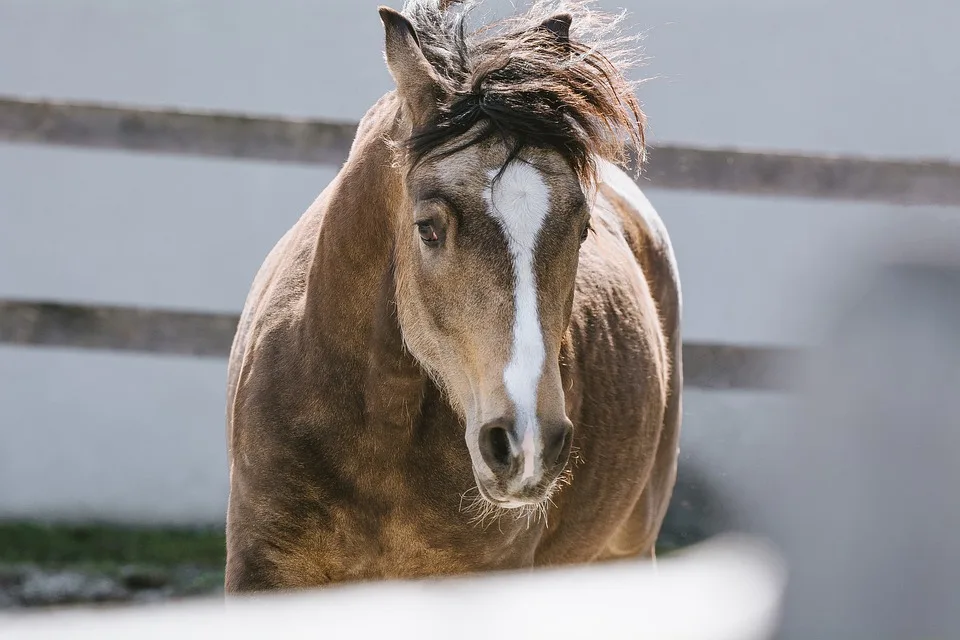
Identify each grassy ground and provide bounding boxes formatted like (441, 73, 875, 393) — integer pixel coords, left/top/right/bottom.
(0, 522, 225, 570)
(0, 518, 702, 570)
(0, 523, 227, 607)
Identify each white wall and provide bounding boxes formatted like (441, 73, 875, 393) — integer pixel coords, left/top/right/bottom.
(1, 0, 958, 524)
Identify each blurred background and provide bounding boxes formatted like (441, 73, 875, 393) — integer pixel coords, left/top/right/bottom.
(0, 0, 958, 628)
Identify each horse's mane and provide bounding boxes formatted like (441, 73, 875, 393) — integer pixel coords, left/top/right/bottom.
(400, 0, 647, 183)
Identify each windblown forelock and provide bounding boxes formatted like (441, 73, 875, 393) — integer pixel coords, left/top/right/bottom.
(398, 0, 648, 186)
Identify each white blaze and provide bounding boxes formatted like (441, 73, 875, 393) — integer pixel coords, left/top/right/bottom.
(483, 162, 550, 482)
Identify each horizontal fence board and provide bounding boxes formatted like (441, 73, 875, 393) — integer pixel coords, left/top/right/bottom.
(0, 299, 801, 391)
(0, 96, 358, 166)
(682, 342, 799, 392)
(641, 145, 960, 206)
(0, 300, 237, 359)
(2, 96, 960, 206)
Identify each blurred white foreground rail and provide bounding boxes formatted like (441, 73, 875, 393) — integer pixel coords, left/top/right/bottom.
(0, 535, 786, 640)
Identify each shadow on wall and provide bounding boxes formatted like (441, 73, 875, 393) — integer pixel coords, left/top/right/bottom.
(659, 460, 737, 554)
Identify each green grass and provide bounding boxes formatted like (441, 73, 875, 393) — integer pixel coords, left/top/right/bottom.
(0, 522, 226, 569)
(0, 521, 686, 571)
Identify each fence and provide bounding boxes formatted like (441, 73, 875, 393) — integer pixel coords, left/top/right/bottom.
(2, 95, 960, 390)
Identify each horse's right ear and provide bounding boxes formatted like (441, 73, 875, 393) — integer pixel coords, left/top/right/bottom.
(379, 6, 444, 126)
(538, 13, 573, 42)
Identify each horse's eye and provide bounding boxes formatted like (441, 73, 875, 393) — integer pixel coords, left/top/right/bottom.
(417, 221, 440, 245)
(579, 223, 591, 244)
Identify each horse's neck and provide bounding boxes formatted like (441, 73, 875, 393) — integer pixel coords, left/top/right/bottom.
(303, 94, 425, 429)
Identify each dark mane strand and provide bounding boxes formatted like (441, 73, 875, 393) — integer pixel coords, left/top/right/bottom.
(400, 0, 648, 184)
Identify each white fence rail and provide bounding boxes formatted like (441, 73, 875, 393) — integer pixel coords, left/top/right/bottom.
(0, 535, 787, 640)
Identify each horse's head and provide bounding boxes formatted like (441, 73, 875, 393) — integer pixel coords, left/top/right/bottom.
(379, 1, 645, 509)
(395, 140, 587, 509)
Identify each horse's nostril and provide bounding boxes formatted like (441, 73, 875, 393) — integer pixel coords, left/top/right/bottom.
(557, 428, 572, 465)
(479, 420, 517, 473)
(544, 421, 574, 468)
(488, 426, 511, 467)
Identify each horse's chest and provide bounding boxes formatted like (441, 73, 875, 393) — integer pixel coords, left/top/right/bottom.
(323, 505, 535, 581)
(288, 436, 541, 583)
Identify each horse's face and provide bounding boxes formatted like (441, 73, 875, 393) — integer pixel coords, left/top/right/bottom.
(394, 140, 589, 507)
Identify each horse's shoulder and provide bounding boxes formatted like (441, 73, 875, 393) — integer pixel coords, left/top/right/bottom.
(227, 200, 329, 425)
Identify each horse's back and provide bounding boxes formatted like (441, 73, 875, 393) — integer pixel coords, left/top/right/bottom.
(558, 160, 683, 561)
(596, 160, 682, 335)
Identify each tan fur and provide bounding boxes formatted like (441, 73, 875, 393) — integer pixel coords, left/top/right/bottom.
(225, 0, 681, 592)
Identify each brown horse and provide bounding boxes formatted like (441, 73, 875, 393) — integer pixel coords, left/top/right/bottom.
(225, 0, 682, 592)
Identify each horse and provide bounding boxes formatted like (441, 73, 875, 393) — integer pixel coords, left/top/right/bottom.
(225, 0, 682, 592)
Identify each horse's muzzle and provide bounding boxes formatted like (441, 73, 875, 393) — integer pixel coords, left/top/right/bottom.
(475, 416, 573, 506)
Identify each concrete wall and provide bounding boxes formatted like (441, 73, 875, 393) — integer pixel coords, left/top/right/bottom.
(1, 0, 958, 524)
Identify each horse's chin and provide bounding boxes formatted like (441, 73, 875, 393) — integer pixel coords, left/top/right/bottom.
(472, 469, 552, 511)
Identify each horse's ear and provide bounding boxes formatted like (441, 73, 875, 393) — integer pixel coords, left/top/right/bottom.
(538, 13, 572, 42)
(378, 6, 444, 126)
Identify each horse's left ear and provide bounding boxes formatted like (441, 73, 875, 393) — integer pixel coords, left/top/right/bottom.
(379, 6, 445, 127)
(538, 13, 572, 42)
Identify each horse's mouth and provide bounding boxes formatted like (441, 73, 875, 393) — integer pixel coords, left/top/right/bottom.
(473, 471, 552, 510)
